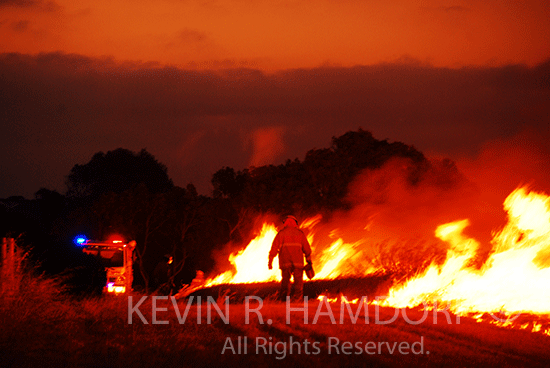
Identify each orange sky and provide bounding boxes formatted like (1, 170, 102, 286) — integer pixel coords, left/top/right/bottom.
(1, 0, 549, 69)
(1, 0, 549, 199)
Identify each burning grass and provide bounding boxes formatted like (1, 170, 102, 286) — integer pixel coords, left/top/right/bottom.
(3, 185, 550, 367)
(205, 186, 550, 324)
(2, 265, 550, 368)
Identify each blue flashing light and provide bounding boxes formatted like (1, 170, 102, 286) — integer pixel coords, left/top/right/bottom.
(74, 235, 87, 246)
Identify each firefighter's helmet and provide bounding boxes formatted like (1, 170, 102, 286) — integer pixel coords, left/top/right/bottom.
(284, 215, 298, 224)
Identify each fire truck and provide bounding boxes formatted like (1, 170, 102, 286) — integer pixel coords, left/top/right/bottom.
(76, 237, 136, 294)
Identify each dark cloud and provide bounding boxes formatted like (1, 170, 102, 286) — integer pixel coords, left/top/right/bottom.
(0, 0, 37, 6)
(0, 52, 549, 198)
(0, 0, 60, 11)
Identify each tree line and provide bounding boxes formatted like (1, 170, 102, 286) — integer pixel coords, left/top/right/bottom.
(0, 129, 464, 294)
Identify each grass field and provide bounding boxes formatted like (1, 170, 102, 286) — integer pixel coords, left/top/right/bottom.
(2, 271, 550, 368)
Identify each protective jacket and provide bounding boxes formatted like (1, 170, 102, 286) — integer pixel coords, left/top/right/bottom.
(269, 225, 312, 269)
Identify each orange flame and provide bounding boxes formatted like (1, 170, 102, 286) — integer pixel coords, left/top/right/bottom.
(205, 215, 379, 286)
(206, 185, 550, 328)
(205, 223, 280, 286)
(384, 186, 550, 316)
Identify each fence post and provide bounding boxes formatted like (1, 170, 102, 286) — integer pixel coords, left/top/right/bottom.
(8, 237, 15, 282)
(1, 238, 6, 280)
(1, 237, 6, 266)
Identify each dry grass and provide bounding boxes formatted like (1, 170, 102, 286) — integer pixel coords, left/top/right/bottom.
(2, 265, 550, 368)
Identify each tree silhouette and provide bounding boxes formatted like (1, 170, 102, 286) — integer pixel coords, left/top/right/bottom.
(66, 148, 173, 200)
(210, 129, 437, 215)
(211, 166, 247, 199)
(0, 128, 467, 293)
